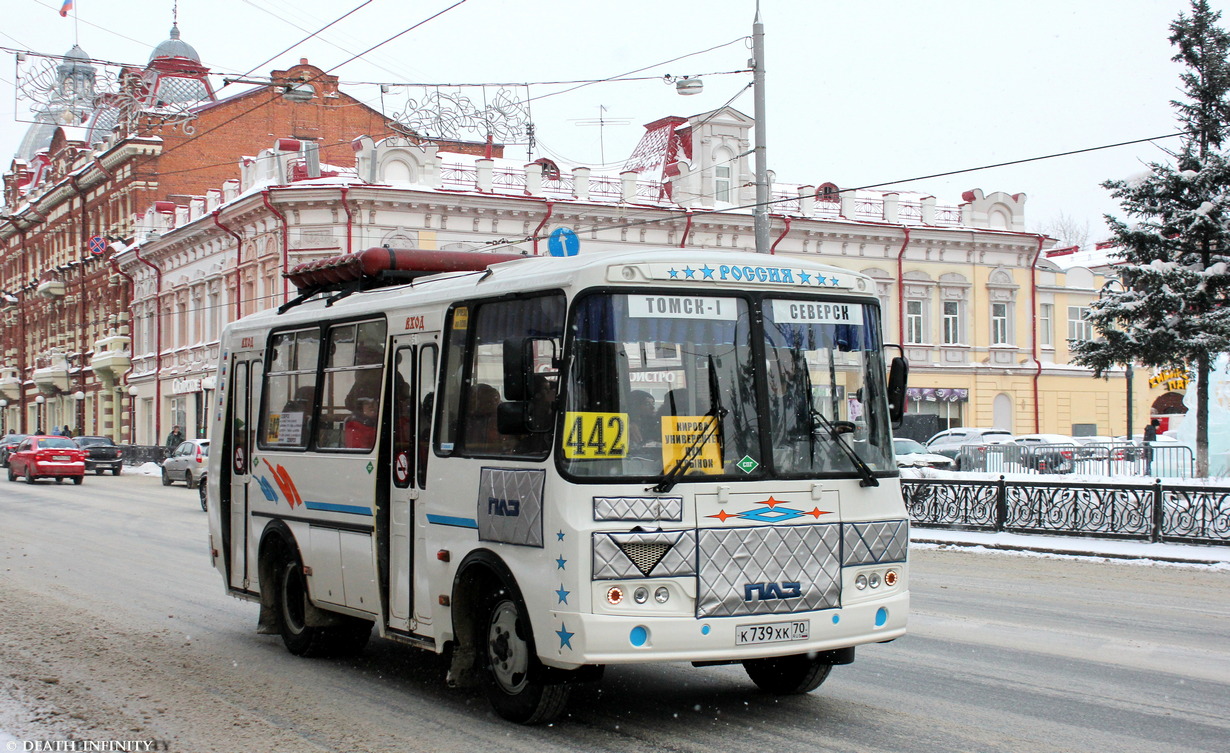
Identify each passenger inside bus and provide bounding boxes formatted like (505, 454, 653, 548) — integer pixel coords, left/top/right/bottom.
(466, 383, 503, 452)
(344, 397, 378, 449)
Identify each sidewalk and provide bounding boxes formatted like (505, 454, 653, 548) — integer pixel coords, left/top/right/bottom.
(912, 527, 1230, 566)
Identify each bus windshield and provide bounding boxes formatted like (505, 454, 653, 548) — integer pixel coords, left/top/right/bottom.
(559, 292, 896, 482)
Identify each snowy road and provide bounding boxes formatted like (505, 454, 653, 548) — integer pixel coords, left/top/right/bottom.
(1, 472, 1228, 752)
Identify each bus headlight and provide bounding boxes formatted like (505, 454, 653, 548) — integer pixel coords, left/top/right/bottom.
(855, 574, 868, 590)
(633, 587, 649, 604)
(654, 586, 670, 604)
(869, 572, 881, 589)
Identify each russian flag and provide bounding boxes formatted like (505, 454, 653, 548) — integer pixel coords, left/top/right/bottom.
(59, 0, 73, 17)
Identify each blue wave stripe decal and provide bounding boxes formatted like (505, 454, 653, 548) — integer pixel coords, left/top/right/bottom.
(427, 514, 479, 529)
(304, 501, 373, 516)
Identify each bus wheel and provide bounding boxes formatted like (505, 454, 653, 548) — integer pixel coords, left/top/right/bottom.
(743, 653, 833, 694)
(481, 590, 570, 724)
(199, 480, 208, 511)
(276, 551, 371, 657)
(278, 553, 330, 657)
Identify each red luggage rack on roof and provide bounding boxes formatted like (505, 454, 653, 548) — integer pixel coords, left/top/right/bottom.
(280, 247, 527, 313)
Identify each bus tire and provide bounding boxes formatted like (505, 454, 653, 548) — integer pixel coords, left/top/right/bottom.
(480, 588, 570, 724)
(276, 550, 372, 658)
(742, 653, 833, 694)
(199, 479, 208, 511)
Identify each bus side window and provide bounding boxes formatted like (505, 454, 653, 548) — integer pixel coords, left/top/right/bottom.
(437, 294, 564, 459)
(316, 319, 386, 451)
(418, 344, 437, 487)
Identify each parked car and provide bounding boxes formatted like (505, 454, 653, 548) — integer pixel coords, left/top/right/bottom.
(73, 435, 124, 475)
(7, 435, 86, 484)
(1010, 433, 1081, 473)
(893, 437, 955, 470)
(198, 468, 208, 511)
(926, 428, 1015, 470)
(162, 439, 209, 489)
(0, 434, 28, 467)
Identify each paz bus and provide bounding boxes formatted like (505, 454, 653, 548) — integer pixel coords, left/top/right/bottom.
(206, 246, 910, 724)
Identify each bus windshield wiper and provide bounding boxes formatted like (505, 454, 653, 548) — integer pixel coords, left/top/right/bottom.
(651, 357, 727, 494)
(811, 410, 879, 487)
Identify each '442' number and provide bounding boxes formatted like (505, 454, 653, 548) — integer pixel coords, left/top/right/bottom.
(563, 412, 628, 459)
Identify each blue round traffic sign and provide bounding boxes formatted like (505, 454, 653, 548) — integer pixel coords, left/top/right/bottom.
(548, 227, 579, 257)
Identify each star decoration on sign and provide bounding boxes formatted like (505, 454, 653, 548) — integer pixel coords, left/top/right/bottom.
(667, 267, 680, 278)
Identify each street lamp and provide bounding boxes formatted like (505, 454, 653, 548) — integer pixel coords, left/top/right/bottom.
(34, 394, 45, 433)
(1099, 279, 1134, 437)
(0, 398, 7, 434)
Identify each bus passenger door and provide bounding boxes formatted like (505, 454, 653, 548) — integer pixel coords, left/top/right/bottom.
(228, 357, 262, 592)
(386, 339, 436, 629)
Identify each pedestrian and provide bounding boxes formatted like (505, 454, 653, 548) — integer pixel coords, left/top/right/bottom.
(51, 425, 63, 436)
(61, 425, 72, 438)
(1143, 418, 1160, 474)
(165, 424, 185, 450)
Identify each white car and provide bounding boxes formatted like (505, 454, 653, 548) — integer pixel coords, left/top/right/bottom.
(162, 439, 210, 489)
(893, 438, 955, 470)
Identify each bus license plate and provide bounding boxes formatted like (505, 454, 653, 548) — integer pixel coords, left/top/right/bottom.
(735, 620, 810, 645)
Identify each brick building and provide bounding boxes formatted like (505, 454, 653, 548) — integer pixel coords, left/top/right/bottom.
(0, 25, 403, 441)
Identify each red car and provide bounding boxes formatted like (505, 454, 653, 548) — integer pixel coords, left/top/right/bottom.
(7, 435, 86, 485)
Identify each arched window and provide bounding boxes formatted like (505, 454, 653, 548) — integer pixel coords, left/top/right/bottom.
(817, 182, 840, 203)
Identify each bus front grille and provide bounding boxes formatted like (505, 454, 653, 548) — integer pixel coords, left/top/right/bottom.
(696, 523, 842, 618)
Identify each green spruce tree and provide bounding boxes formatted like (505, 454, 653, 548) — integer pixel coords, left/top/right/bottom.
(1072, 0, 1230, 475)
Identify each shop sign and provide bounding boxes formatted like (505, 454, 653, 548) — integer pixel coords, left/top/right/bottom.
(172, 378, 202, 395)
(1148, 368, 1190, 390)
(906, 387, 968, 403)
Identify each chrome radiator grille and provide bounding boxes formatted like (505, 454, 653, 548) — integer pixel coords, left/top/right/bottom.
(696, 523, 842, 618)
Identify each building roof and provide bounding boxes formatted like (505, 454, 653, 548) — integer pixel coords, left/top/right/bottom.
(149, 24, 200, 64)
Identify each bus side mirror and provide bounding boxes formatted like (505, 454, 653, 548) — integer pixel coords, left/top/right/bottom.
(503, 339, 530, 400)
(497, 401, 530, 435)
(887, 356, 909, 425)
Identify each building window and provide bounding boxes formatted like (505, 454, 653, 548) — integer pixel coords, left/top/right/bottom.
(991, 302, 1010, 345)
(714, 165, 732, 203)
(906, 299, 925, 344)
(1068, 306, 1092, 342)
(942, 300, 960, 344)
(1040, 303, 1054, 348)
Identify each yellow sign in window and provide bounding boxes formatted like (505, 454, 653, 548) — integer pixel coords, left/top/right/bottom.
(661, 415, 723, 475)
(563, 412, 629, 459)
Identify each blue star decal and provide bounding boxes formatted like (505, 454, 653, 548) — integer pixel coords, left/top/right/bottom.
(556, 529, 565, 541)
(815, 276, 828, 286)
(799, 272, 812, 284)
(555, 584, 570, 604)
(683, 266, 696, 279)
(668, 267, 680, 278)
(701, 265, 715, 279)
(556, 555, 567, 570)
(556, 623, 575, 649)
(828, 276, 841, 286)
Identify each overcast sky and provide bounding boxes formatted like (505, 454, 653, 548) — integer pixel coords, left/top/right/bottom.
(1, 0, 1223, 246)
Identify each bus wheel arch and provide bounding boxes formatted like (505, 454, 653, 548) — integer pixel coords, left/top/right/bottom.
(257, 521, 371, 657)
(450, 550, 572, 724)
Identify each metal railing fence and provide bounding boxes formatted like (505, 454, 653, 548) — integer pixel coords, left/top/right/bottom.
(955, 442, 1195, 478)
(902, 476, 1230, 545)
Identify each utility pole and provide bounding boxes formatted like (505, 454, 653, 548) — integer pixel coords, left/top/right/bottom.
(752, 3, 770, 254)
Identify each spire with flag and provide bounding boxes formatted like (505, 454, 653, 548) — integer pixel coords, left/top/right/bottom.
(59, 0, 74, 17)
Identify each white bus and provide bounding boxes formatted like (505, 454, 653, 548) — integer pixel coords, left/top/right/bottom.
(207, 246, 910, 724)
